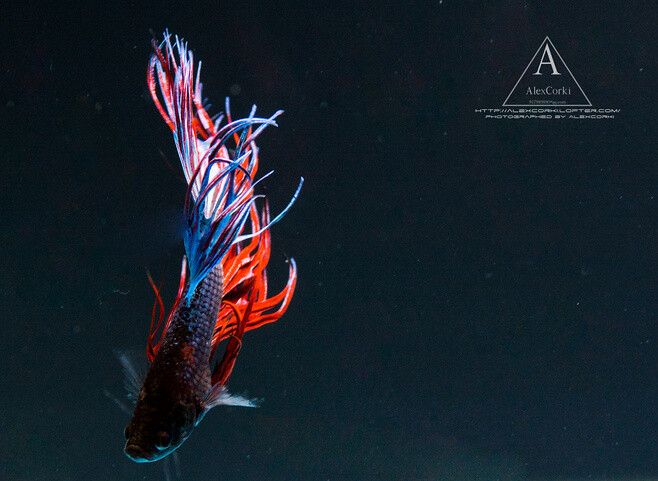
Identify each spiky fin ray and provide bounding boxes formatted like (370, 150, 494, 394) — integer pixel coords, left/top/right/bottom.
(148, 29, 282, 208)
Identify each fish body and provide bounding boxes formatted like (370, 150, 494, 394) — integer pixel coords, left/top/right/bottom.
(124, 265, 221, 462)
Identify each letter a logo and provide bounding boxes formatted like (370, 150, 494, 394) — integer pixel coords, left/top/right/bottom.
(503, 36, 591, 107)
(533, 44, 561, 75)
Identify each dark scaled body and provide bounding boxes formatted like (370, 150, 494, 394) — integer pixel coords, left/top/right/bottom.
(124, 265, 222, 462)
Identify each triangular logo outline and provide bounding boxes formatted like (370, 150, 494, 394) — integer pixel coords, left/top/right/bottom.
(503, 36, 592, 107)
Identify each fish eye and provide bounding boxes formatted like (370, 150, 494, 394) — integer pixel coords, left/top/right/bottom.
(124, 425, 131, 440)
(156, 431, 172, 450)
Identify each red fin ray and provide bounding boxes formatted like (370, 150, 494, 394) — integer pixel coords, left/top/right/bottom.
(146, 257, 188, 362)
(211, 296, 252, 386)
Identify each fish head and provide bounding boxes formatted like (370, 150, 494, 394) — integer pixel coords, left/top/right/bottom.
(124, 390, 200, 463)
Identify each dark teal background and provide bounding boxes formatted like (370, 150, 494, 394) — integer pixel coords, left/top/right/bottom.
(0, 1, 654, 480)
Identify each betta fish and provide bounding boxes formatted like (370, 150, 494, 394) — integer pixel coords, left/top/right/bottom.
(122, 32, 302, 463)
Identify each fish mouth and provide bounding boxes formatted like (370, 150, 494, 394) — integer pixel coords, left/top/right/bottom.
(124, 443, 156, 463)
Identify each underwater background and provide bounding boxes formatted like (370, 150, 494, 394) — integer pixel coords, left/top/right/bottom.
(0, 1, 655, 480)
